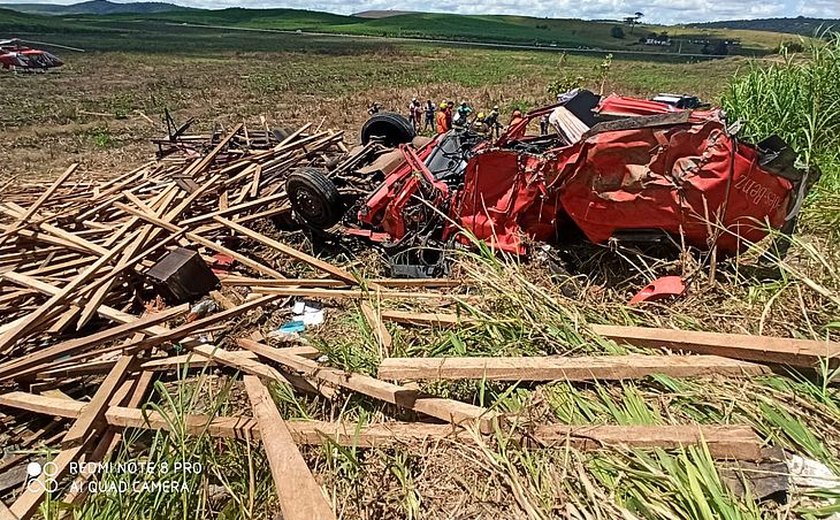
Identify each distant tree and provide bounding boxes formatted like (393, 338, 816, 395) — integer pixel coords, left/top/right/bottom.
(611, 26, 625, 39)
(624, 12, 644, 33)
(713, 39, 729, 55)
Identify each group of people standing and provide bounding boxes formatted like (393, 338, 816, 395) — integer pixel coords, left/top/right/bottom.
(368, 98, 525, 139)
(408, 98, 505, 138)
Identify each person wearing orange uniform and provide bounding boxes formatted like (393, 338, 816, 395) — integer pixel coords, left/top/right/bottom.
(435, 102, 450, 134)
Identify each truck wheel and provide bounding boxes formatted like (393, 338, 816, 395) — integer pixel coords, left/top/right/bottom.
(361, 112, 416, 147)
(286, 168, 343, 229)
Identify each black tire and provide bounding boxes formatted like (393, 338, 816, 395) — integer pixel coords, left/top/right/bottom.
(286, 168, 343, 229)
(361, 112, 416, 147)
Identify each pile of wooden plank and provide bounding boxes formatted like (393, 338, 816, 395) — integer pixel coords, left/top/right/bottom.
(0, 120, 838, 519)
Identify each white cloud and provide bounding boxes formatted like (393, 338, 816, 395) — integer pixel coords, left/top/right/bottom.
(797, 0, 840, 18)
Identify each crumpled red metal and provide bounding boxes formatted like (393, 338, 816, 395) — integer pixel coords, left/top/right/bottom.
(456, 107, 793, 255)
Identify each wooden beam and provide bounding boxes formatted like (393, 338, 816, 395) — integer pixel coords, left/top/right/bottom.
(236, 339, 499, 432)
(531, 424, 762, 460)
(360, 302, 392, 356)
(243, 376, 336, 520)
(0, 230, 138, 353)
(214, 217, 367, 287)
(0, 304, 188, 381)
(62, 355, 135, 448)
(589, 324, 840, 369)
(114, 200, 286, 279)
(181, 123, 243, 178)
(220, 277, 462, 289)
(0, 393, 761, 459)
(377, 310, 840, 369)
(250, 287, 449, 300)
(189, 345, 332, 398)
(377, 354, 768, 381)
(0, 391, 84, 417)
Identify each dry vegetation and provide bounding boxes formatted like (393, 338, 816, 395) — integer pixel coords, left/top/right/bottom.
(1, 30, 839, 520)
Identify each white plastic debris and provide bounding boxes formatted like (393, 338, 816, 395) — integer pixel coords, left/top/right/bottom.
(787, 454, 840, 519)
(292, 301, 324, 327)
(788, 455, 840, 489)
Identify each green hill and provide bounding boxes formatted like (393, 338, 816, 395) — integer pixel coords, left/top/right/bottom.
(2, 5, 822, 57)
(693, 17, 839, 37)
(0, 0, 190, 16)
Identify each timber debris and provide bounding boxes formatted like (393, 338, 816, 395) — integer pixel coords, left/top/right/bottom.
(0, 120, 837, 517)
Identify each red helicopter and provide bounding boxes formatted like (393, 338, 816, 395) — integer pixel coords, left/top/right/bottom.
(0, 38, 84, 72)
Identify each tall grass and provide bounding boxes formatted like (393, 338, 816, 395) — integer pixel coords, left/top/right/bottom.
(721, 32, 840, 175)
(722, 33, 840, 241)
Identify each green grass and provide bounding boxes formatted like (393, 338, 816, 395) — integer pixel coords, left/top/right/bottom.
(0, 6, 808, 57)
(722, 34, 840, 242)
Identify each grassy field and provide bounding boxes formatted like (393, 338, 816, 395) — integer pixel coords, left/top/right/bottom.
(1, 24, 752, 180)
(1, 6, 810, 56)
(2, 23, 840, 520)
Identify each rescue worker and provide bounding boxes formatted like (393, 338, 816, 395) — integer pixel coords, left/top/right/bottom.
(435, 102, 449, 134)
(484, 105, 502, 139)
(408, 97, 421, 131)
(445, 100, 454, 129)
(453, 102, 473, 127)
(423, 99, 435, 132)
(472, 112, 490, 135)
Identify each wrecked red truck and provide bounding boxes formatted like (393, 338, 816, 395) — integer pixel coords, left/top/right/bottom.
(285, 89, 817, 263)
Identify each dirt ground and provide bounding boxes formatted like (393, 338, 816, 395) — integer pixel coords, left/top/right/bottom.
(0, 37, 744, 182)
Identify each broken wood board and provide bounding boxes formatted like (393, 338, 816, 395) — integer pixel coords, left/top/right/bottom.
(377, 310, 838, 369)
(377, 354, 768, 381)
(243, 376, 336, 520)
(0, 393, 762, 460)
(236, 338, 499, 432)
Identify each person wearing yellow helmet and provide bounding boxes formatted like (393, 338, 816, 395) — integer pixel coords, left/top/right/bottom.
(472, 112, 489, 134)
(436, 102, 450, 134)
(485, 105, 502, 138)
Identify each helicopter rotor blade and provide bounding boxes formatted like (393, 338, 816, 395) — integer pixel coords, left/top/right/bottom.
(17, 39, 86, 52)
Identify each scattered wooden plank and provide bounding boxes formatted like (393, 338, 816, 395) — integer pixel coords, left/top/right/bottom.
(0, 164, 78, 246)
(0, 304, 188, 382)
(243, 376, 337, 520)
(220, 277, 462, 289)
(0, 393, 761, 460)
(62, 354, 135, 448)
(377, 310, 840, 369)
(360, 302, 392, 356)
(531, 424, 763, 460)
(589, 325, 840, 369)
(377, 354, 768, 381)
(249, 287, 450, 300)
(0, 230, 139, 353)
(190, 345, 332, 398)
(236, 338, 499, 432)
(215, 217, 367, 287)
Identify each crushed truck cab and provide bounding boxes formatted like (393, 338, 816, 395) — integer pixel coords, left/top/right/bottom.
(286, 89, 817, 257)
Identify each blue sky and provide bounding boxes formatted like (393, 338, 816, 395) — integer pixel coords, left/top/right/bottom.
(4, 0, 839, 24)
